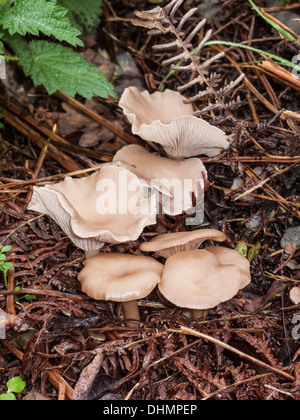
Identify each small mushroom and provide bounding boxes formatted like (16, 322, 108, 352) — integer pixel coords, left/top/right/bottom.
(140, 229, 226, 258)
(78, 253, 163, 328)
(119, 87, 229, 159)
(113, 144, 207, 216)
(28, 165, 156, 259)
(290, 287, 300, 305)
(159, 249, 251, 320)
(205, 246, 251, 288)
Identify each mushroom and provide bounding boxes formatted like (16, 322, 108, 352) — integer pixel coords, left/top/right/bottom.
(28, 165, 156, 259)
(119, 87, 229, 159)
(78, 253, 163, 328)
(205, 246, 251, 288)
(113, 144, 207, 216)
(140, 229, 226, 258)
(290, 287, 300, 305)
(158, 249, 251, 320)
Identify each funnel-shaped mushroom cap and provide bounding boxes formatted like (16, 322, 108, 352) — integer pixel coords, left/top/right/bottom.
(205, 246, 251, 289)
(119, 87, 229, 159)
(159, 249, 248, 310)
(28, 166, 156, 252)
(140, 229, 226, 258)
(113, 145, 207, 216)
(290, 287, 300, 305)
(78, 253, 163, 302)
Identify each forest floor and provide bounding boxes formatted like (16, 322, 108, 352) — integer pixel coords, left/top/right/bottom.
(0, 0, 300, 400)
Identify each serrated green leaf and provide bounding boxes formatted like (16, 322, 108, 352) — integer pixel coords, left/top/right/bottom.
(6, 377, 26, 394)
(0, 0, 12, 10)
(57, 0, 103, 34)
(12, 38, 117, 99)
(0, 32, 4, 57)
(1, 0, 83, 47)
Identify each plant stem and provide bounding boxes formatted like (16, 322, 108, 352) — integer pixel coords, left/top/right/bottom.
(205, 40, 299, 70)
(3, 271, 8, 290)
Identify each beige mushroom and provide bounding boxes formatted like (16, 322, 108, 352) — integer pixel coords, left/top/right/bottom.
(119, 87, 229, 159)
(140, 229, 226, 258)
(159, 249, 251, 320)
(113, 144, 207, 216)
(290, 287, 300, 305)
(28, 165, 156, 259)
(78, 253, 163, 328)
(205, 246, 251, 288)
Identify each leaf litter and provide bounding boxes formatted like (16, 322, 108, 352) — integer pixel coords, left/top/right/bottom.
(0, 0, 300, 401)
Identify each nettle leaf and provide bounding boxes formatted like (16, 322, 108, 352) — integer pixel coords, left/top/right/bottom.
(0, 0, 12, 10)
(0, 32, 4, 52)
(14, 39, 117, 99)
(57, 0, 103, 34)
(1, 0, 83, 47)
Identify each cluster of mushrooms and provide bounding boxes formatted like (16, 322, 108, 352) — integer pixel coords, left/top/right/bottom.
(28, 87, 251, 328)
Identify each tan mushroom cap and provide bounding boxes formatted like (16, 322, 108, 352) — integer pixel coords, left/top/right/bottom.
(28, 165, 156, 252)
(78, 253, 163, 302)
(159, 250, 247, 310)
(140, 229, 226, 258)
(290, 287, 300, 305)
(119, 87, 229, 159)
(205, 246, 251, 289)
(113, 145, 207, 216)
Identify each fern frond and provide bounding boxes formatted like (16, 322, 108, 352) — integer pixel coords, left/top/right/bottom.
(132, 0, 245, 117)
(195, 97, 246, 117)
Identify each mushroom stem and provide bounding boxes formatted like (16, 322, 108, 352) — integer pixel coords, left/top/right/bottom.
(182, 309, 208, 321)
(122, 300, 140, 329)
(85, 250, 101, 260)
(192, 309, 208, 321)
(156, 194, 168, 234)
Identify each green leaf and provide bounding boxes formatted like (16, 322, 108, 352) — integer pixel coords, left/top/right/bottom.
(13, 38, 117, 99)
(0, 0, 12, 11)
(6, 377, 26, 394)
(1, 0, 83, 47)
(24, 294, 37, 301)
(2, 262, 13, 270)
(235, 240, 248, 258)
(57, 0, 103, 34)
(0, 393, 16, 400)
(1, 245, 12, 253)
(248, 242, 261, 263)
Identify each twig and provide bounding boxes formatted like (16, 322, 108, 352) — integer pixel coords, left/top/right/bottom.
(2, 109, 85, 174)
(2, 340, 74, 400)
(54, 90, 139, 145)
(235, 163, 299, 201)
(202, 372, 277, 400)
(26, 125, 57, 202)
(0, 288, 87, 301)
(168, 326, 295, 381)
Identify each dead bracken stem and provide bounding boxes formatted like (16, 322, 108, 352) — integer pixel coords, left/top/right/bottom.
(168, 326, 295, 381)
